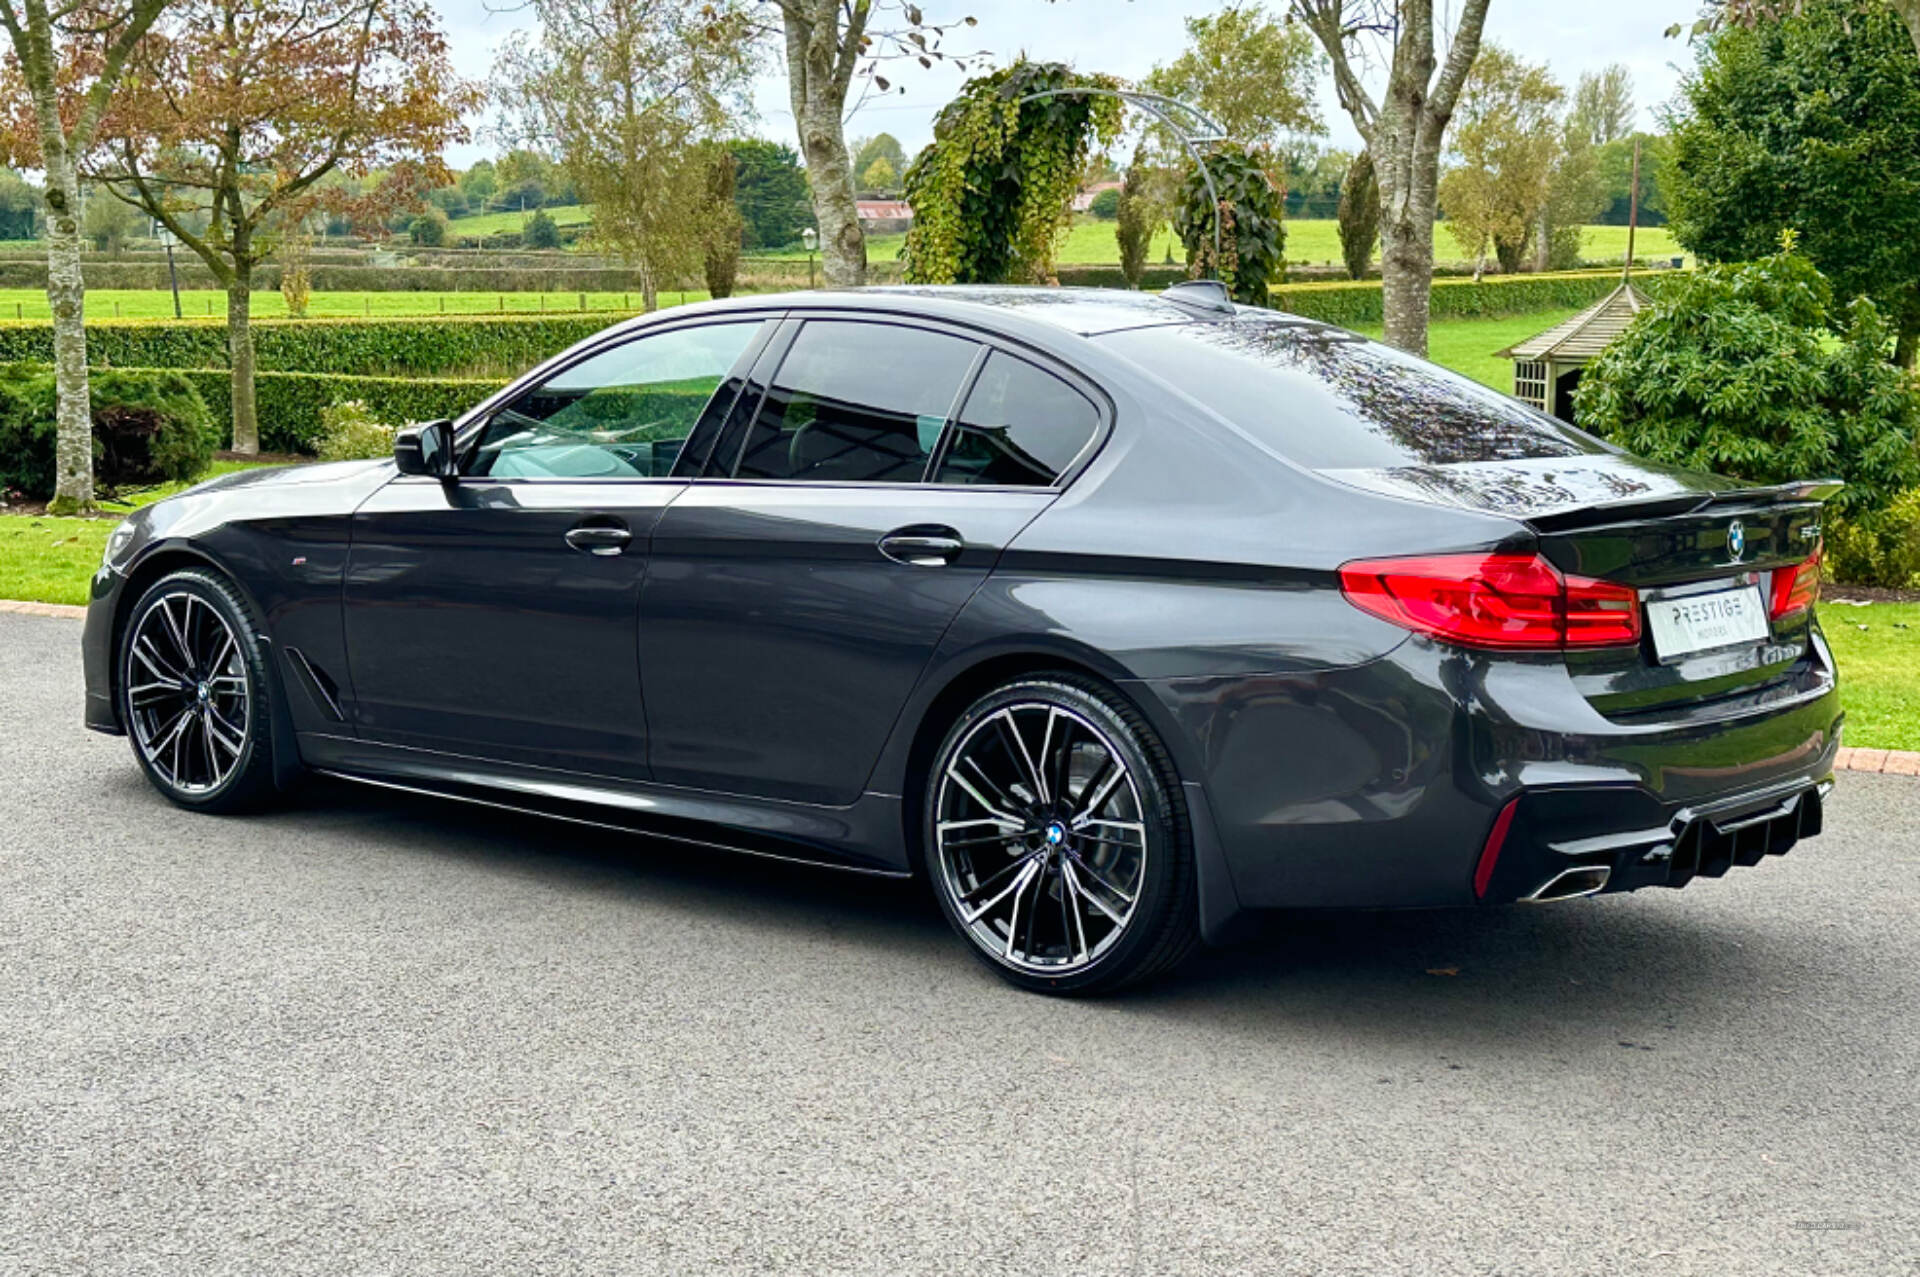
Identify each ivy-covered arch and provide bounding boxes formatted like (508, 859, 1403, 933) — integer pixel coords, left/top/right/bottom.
(900, 61, 1124, 286)
(1173, 144, 1286, 307)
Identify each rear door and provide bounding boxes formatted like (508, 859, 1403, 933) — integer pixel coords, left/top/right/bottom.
(640, 317, 1107, 805)
(342, 316, 774, 778)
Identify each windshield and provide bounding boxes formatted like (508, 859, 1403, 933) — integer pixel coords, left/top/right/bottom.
(1100, 319, 1610, 470)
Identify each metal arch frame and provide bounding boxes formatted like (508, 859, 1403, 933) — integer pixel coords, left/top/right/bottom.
(1012, 87, 1234, 274)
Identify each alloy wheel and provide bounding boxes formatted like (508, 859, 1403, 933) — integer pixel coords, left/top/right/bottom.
(124, 590, 251, 796)
(934, 700, 1149, 973)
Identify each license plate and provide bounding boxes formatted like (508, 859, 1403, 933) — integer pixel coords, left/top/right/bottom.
(1644, 584, 1771, 661)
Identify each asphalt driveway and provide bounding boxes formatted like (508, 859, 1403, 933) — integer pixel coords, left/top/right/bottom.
(2, 611, 1916, 1276)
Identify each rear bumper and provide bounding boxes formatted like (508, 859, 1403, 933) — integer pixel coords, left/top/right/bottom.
(1142, 632, 1843, 912)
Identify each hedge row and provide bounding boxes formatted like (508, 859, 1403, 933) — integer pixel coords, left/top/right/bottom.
(169, 368, 506, 453)
(1271, 268, 1679, 327)
(0, 312, 616, 379)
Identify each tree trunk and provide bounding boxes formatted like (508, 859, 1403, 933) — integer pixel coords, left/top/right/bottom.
(640, 263, 658, 314)
(43, 164, 95, 515)
(785, 9, 865, 288)
(1380, 216, 1434, 356)
(1533, 204, 1551, 273)
(227, 265, 258, 455)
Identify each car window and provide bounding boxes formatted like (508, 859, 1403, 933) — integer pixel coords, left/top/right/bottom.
(1099, 319, 1609, 470)
(933, 352, 1100, 487)
(732, 321, 978, 483)
(471, 322, 760, 480)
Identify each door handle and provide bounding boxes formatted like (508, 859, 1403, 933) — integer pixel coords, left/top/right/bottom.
(565, 524, 633, 556)
(878, 527, 964, 567)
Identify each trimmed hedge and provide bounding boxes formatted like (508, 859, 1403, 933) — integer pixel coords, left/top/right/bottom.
(0, 313, 615, 379)
(1271, 268, 1680, 327)
(169, 368, 506, 453)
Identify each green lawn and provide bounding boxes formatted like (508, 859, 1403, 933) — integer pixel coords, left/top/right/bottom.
(0, 460, 270, 606)
(1351, 307, 1582, 388)
(1820, 603, 1920, 752)
(443, 203, 598, 239)
(0, 287, 711, 322)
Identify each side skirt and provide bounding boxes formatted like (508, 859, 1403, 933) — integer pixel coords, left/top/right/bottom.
(298, 733, 913, 879)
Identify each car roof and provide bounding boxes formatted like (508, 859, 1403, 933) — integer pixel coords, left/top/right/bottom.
(614, 284, 1320, 340)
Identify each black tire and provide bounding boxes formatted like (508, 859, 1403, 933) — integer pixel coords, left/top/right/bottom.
(118, 568, 281, 814)
(922, 673, 1200, 995)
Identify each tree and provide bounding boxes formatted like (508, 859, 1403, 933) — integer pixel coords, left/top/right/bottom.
(727, 137, 811, 248)
(1676, 0, 1920, 62)
(762, 0, 976, 288)
(702, 143, 742, 299)
(1143, 4, 1325, 150)
(0, 0, 169, 512)
(88, 0, 477, 455)
(860, 155, 898, 192)
(409, 208, 448, 246)
(497, 0, 754, 313)
(1572, 64, 1636, 145)
(1667, 0, 1920, 364)
(1114, 155, 1157, 287)
(1336, 149, 1378, 278)
(851, 132, 906, 178)
(0, 167, 38, 239)
(1293, 0, 1494, 355)
(1438, 44, 1562, 276)
(459, 159, 497, 205)
(522, 207, 561, 249)
(1593, 132, 1669, 225)
(82, 185, 142, 252)
(1575, 245, 1920, 522)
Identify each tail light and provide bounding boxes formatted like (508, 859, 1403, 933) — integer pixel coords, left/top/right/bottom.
(1769, 550, 1821, 621)
(1338, 552, 1642, 650)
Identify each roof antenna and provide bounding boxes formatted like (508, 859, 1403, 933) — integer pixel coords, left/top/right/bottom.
(1160, 279, 1235, 315)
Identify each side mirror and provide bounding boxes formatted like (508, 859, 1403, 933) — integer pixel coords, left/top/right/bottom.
(394, 419, 455, 478)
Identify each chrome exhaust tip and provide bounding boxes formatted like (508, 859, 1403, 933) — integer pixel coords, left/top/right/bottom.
(1525, 864, 1611, 903)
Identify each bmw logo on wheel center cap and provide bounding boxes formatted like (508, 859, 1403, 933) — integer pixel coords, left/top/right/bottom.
(1046, 822, 1066, 845)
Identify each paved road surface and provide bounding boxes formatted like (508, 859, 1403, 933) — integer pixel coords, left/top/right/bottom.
(2, 612, 1916, 1276)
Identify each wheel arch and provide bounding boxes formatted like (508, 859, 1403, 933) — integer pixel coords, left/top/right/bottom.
(111, 542, 303, 791)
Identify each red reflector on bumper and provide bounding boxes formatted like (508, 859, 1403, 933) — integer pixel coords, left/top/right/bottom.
(1474, 798, 1519, 900)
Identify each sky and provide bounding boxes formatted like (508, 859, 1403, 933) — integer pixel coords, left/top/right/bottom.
(434, 0, 1706, 169)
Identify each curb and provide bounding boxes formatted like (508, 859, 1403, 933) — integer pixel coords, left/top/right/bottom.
(0, 600, 85, 619)
(1835, 746, 1920, 777)
(1, 596, 1916, 777)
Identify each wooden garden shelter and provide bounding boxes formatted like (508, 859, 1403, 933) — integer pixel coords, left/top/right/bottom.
(1498, 282, 1649, 422)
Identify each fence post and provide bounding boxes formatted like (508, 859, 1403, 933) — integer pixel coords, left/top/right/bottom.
(578, 292, 585, 311)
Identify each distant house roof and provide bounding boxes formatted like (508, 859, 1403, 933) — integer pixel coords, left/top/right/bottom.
(1499, 282, 1651, 361)
(1071, 180, 1123, 212)
(856, 200, 913, 222)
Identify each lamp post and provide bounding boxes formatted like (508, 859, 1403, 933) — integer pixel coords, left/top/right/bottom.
(157, 224, 183, 319)
(802, 226, 818, 289)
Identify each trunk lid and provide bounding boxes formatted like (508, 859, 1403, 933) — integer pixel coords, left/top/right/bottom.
(1325, 456, 1839, 717)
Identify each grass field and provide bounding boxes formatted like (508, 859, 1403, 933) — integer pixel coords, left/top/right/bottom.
(443, 203, 597, 239)
(755, 218, 1685, 269)
(1819, 602, 1920, 752)
(0, 287, 711, 322)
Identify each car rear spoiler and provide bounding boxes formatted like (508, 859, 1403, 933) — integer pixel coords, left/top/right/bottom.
(1526, 478, 1846, 534)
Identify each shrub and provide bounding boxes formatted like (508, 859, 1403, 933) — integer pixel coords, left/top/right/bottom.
(1271, 268, 1673, 328)
(314, 400, 397, 461)
(1088, 188, 1120, 220)
(409, 209, 449, 247)
(523, 209, 562, 250)
(1336, 150, 1379, 281)
(1175, 144, 1285, 307)
(1573, 249, 1920, 527)
(0, 365, 216, 498)
(1826, 488, 1920, 589)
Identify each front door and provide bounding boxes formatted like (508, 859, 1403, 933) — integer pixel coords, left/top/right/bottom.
(341, 317, 772, 779)
(641, 318, 1107, 806)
